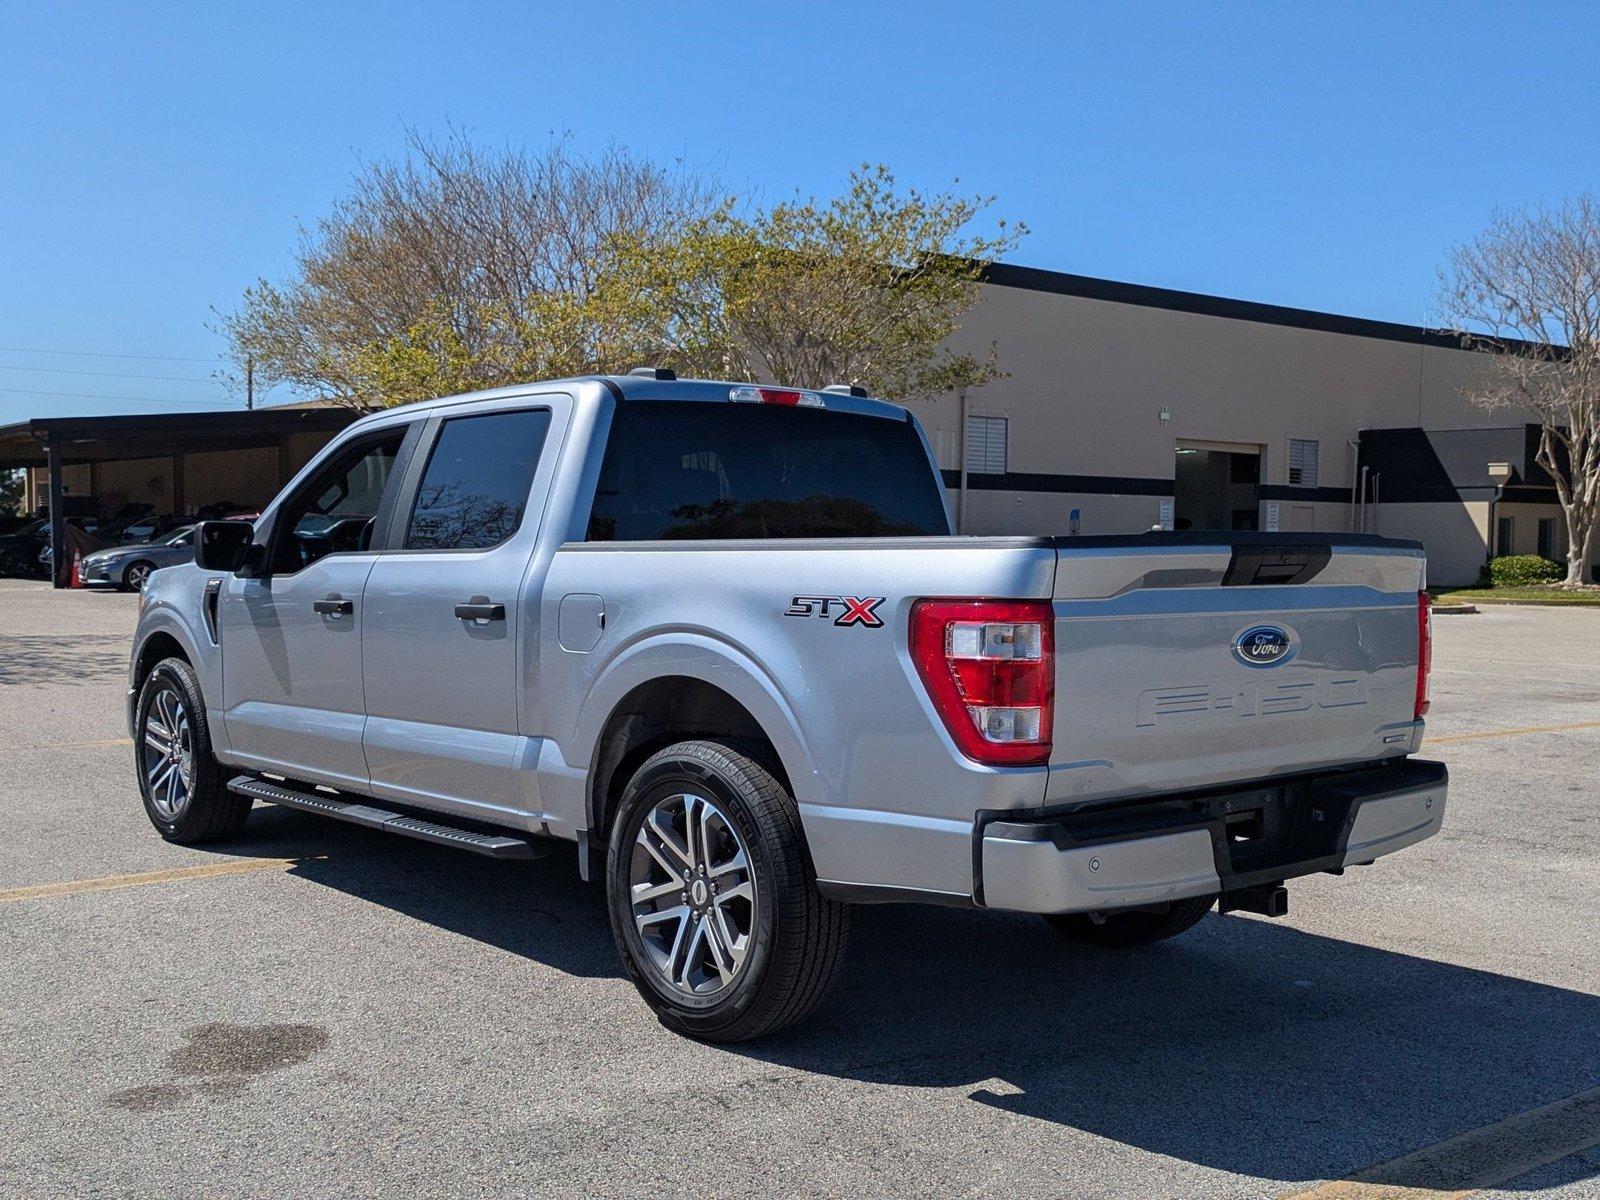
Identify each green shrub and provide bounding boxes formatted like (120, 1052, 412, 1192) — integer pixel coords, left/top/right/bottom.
(1487, 554, 1564, 587)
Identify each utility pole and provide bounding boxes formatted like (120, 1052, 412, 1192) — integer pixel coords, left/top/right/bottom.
(246, 355, 255, 410)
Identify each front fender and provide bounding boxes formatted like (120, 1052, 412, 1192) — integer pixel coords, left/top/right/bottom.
(129, 565, 225, 751)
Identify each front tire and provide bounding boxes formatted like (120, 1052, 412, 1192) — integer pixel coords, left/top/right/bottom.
(605, 739, 850, 1043)
(123, 560, 155, 592)
(135, 657, 252, 843)
(1043, 894, 1216, 948)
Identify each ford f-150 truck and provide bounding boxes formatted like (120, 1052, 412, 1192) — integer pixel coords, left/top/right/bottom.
(128, 372, 1446, 1041)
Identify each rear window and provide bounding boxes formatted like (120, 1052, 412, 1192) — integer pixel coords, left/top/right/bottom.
(586, 401, 950, 541)
(405, 409, 552, 551)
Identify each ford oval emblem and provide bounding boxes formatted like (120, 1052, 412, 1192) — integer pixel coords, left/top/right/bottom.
(1233, 624, 1295, 667)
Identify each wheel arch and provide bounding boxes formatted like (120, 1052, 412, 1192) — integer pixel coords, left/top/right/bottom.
(587, 675, 800, 854)
(132, 628, 191, 694)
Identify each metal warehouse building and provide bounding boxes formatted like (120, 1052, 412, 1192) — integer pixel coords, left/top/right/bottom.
(924, 265, 1570, 586)
(4, 264, 1575, 589)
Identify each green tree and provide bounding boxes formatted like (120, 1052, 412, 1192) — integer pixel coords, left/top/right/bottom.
(606, 164, 1024, 400)
(0, 468, 24, 519)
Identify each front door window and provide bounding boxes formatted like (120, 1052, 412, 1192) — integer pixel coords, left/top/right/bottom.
(272, 433, 404, 573)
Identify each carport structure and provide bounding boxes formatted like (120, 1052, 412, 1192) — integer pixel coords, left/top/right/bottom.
(0, 406, 359, 586)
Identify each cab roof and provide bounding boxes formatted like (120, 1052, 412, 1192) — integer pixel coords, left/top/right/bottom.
(347, 375, 912, 431)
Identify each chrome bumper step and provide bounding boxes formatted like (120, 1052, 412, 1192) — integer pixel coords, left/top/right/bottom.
(226, 775, 542, 859)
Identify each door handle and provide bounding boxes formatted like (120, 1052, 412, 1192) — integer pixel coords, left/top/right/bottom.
(313, 597, 354, 616)
(455, 601, 506, 622)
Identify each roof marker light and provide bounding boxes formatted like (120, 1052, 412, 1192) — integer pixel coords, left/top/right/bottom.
(729, 386, 825, 408)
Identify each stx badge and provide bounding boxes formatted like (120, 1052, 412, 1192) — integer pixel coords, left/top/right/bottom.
(785, 595, 886, 627)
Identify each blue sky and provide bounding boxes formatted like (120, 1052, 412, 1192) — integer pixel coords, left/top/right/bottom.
(3, 1, 1599, 422)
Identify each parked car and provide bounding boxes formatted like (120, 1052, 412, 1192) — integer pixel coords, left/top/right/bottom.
(39, 513, 189, 573)
(128, 374, 1445, 1042)
(80, 525, 197, 591)
(193, 500, 259, 522)
(3, 516, 101, 579)
(0, 518, 51, 578)
(102, 514, 186, 545)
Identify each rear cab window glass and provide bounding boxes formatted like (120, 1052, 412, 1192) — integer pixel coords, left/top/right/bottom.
(586, 402, 950, 541)
(405, 409, 552, 550)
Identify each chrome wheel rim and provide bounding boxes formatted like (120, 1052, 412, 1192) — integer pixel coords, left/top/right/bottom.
(142, 688, 194, 820)
(128, 564, 151, 590)
(629, 791, 757, 998)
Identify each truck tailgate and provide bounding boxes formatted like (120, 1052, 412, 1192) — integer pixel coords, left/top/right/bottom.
(1045, 534, 1426, 805)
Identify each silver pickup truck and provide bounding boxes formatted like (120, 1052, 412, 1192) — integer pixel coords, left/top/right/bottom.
(128, 372, 1446, 1041)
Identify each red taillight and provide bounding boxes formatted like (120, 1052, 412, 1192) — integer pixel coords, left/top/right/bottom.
(910, 598, 1054, 766)
(1415, 591, 1432, 719)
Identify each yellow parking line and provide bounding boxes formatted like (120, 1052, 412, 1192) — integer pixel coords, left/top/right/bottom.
(1276, 1086, 1600, 1199)
(1428, 719, 1600, 746)
(2, 737, 134, 754)
(0, 857, 312, 903)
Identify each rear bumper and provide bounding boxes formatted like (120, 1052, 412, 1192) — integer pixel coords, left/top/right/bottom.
(978, 758, 1447, 914)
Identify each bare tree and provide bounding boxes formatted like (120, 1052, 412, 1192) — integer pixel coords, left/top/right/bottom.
(1439, 195, 1600, 585)
(222, 129, 718, 408)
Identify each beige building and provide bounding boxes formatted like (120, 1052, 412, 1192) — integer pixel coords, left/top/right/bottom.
(918, 265, 1574, 586)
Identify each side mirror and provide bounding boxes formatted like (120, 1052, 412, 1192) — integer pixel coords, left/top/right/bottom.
(195, 520, 259, 573)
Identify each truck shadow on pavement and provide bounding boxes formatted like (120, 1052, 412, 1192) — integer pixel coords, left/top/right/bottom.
(0, 633, 133, 685)
(232, 805, 1600, 1192)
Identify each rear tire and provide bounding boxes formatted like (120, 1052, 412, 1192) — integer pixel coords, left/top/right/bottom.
(605, 739, 850, 1043)
(135, 657, 252, 844)
(1043, 894, 1216, 948)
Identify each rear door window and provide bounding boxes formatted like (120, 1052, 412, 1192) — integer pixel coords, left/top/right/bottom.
(404, 409, 552, 551)
(586, 402, 949, 541)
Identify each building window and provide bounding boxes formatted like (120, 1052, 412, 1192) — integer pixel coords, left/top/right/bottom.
(1538, 517, 1555, 560)
(1496, 515, 1515, 557)
(965, 415, 1008, 475)
(1287, 438, 1319, 488)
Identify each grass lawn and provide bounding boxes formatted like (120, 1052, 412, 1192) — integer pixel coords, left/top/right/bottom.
(1435, 585, 1600, 606)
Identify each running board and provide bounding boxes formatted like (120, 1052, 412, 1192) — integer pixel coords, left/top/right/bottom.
(227, 775, 543, 859)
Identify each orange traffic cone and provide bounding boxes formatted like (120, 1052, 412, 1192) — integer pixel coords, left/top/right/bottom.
(69, 548, 83, 589)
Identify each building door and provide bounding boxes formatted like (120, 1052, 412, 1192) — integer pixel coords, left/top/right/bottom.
(1496, 515, 1516, 557)
(1538, 517, 1556, 560)
(1174, 440, 1261, 531)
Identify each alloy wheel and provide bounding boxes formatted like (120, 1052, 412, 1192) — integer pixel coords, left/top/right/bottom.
(628, 791, 758, 998)
(142, 687, 194, 820)
(127, 563, 152, 591)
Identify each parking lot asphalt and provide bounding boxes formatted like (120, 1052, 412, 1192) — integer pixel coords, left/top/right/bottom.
(1, 579, 1597, 1199)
